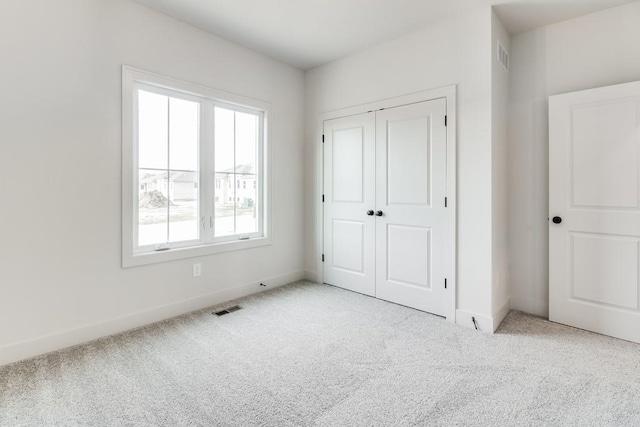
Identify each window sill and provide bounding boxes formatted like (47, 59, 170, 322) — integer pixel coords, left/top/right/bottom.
(122, 236, 272, 268)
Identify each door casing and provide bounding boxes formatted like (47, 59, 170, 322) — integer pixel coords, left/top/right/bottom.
(315, 86, 457, 322)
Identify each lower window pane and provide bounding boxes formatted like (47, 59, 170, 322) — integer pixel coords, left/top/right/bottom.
(138, 170, 168, 246)
(215, 173, 236, 237)
(236, 173, 258, 235)
(169, 171, 199, 243)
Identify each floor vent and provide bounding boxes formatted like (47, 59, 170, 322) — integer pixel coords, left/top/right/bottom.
(214, 305, 242, 316)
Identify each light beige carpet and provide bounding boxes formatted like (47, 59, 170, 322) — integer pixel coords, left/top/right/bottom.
(1, 281, 639, 426)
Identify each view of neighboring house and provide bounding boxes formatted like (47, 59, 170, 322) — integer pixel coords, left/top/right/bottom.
(139, 163, 256, 207)
(215, 163, 256, 208)
(140, 171, 198, 201)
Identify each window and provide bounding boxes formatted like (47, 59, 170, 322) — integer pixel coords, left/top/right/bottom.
(122, 67, 270, 267)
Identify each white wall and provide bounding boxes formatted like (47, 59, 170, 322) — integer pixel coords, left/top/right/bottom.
(508, 0, 640, 317)
(491, 11, 511, 328)
(0, 0, 305, 366)
(304, 7, 496, 326)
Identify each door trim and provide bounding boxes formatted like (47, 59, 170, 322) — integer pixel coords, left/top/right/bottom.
(314, 85, 457, 322)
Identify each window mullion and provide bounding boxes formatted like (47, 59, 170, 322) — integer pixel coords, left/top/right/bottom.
(201, 101, 215, 243)
(233, 112, 237, 235)
(166, 96, 171, 245)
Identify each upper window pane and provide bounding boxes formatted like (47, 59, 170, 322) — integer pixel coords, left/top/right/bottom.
(169, 98, 199, 171)
(235, 111, 258, 173)
(214, 107, 234, 172)
(138, 90, 168, 170)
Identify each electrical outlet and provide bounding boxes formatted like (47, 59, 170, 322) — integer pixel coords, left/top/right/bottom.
(193, 263, 201, 277)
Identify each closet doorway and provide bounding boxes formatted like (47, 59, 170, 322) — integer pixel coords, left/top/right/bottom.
(321, 89, 456, 318)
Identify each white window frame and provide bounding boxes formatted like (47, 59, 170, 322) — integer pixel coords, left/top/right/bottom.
(122, 66, 271, 268)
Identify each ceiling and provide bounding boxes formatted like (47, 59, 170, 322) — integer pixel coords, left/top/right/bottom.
(133, 0, 637, 70)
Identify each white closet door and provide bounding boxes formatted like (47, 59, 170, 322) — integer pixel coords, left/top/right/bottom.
(549, 81, 640, 344)
(375, 99, 448, 316)
(323, 113, 376, 296)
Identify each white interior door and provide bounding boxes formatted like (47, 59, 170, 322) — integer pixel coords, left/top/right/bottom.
(375, 99, 448, 316)
(323, 113, 376, 296)
(549, 81, 640, 344)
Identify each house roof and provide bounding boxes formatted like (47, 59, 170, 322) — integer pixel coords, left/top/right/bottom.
(217, 163, 256, 175)
(139, 166, 255, 184)
(139, 171, 198, 183)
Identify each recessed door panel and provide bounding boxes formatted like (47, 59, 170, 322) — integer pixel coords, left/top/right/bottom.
(332, 219, 365, 274)
(333, 127, 364, 203)
(572, 102, 639, 209)
(387, 117, 431, 206)
(387, 225, 431, 289)
(550, 81, 640, 344)
(571, 233, 639, 310)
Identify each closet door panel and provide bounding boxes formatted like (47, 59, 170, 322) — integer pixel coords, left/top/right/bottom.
(375, 99, 448, 316)
(323, 113, 376, 296)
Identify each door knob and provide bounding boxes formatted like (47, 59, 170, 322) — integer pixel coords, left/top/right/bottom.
(552, 216, 562, 224)
(376, 210, 384, 217)
(367, 210, 374, 216)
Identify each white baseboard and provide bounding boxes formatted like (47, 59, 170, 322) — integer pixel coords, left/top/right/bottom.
(492, 297, 511, 332)
(455, 309, 494, 334)
(0, 270, 304, 367)
(510, 295, 549, 318)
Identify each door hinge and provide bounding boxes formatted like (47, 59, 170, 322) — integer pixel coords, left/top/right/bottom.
(322, 194, 325, 202)
(444, 115, 448, 126)
(445, 197, 448, 207)
(444, 278, 448, 289)
(322, 135, 325, 143)
(322, 254, 325, 262)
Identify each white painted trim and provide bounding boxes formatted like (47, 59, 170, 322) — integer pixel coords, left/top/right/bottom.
(125, 238, 273, 267)
(314, 85, 457, 322)
(492, 297, 511, 332)
(443, 86, 457, 324)
(123, 66, 272, 110)
(0, 270, 304, 367)
(315, 117, 324, 287)
(456, 309, 493, 334)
